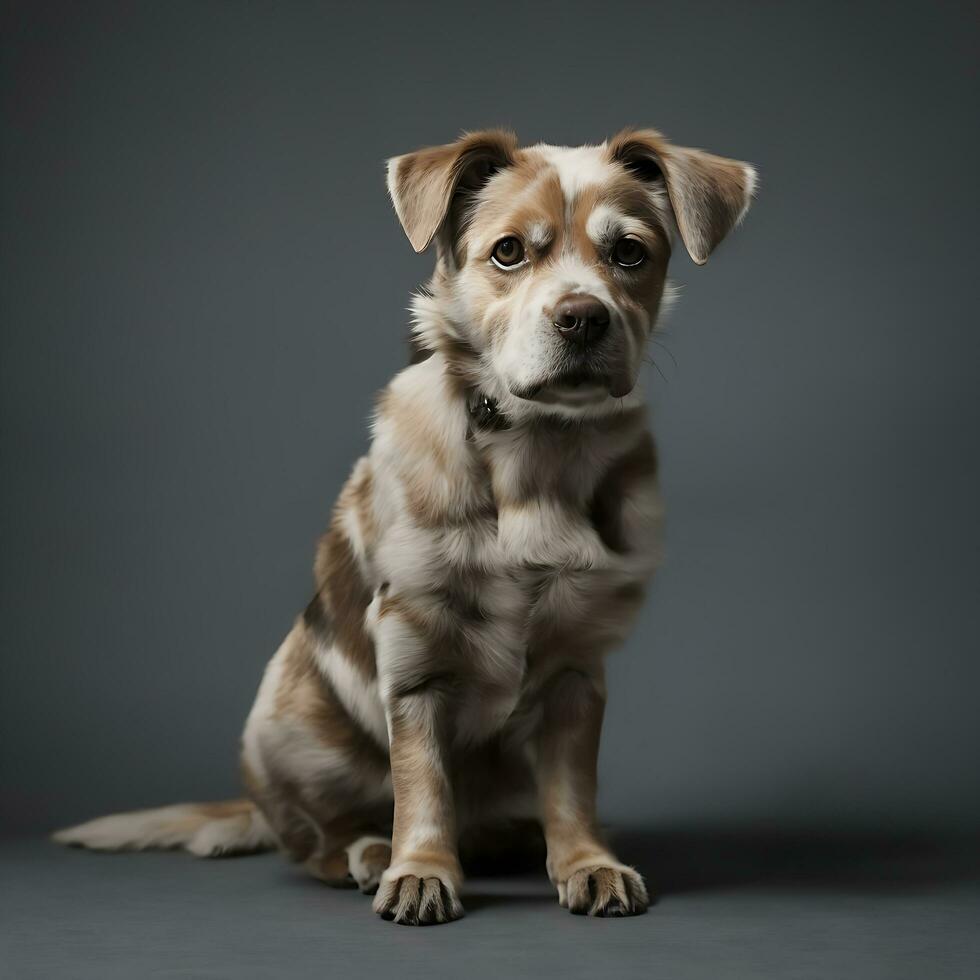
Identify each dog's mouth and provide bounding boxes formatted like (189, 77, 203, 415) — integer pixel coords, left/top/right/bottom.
(510, 365, 633, 403)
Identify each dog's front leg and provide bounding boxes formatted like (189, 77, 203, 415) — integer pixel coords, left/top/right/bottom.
(372, 611, 463, 924)
(536, 667, 649, 917)
(372, 682, 463, 924)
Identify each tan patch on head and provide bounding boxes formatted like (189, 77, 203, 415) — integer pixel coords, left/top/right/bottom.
(577, 178, 671, 261)
(465, 163, 564, 261)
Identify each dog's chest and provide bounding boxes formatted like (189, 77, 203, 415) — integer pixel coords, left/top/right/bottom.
(439, 508, 641, 744)
(372, 407, 655, 744)
(447, 567, 607, 745)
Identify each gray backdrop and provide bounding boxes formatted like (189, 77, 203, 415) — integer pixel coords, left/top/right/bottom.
(2, 0, 978, 838)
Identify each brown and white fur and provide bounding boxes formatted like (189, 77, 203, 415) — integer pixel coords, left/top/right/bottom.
(54, 129, 756, 925)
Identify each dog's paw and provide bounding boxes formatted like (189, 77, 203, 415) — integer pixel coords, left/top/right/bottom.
(372, 871, 464, 925)
(560, 865, 649, 917)
(345, 837, 391, 895)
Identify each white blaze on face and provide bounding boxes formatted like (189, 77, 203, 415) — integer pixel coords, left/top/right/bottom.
(531, 143, 619, 205)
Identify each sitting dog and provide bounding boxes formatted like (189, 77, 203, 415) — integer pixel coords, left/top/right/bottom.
(55, 128, 756, 924)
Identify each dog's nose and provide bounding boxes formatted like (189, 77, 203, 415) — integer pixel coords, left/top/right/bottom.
(552, 295, 610, 347)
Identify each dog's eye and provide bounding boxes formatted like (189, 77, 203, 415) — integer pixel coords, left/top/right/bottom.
(612, 237, 646, 268)
(491, 237, 526, 269)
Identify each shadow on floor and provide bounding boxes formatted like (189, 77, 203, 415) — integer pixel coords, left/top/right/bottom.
(608, 826, 980, 898)
(266, 825, 980, 906)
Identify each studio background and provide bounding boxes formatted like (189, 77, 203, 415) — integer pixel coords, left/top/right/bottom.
(2, 0, 978, 840)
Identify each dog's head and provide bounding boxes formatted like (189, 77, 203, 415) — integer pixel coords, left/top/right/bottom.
(387, 129, 755, 416)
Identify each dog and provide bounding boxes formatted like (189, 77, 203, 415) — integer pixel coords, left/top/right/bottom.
(54, 128, 756, 925)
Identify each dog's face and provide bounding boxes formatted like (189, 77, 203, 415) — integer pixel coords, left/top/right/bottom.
(388, 130, 755, 415)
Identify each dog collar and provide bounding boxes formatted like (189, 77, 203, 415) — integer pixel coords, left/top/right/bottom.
(467, 389, 509, 432)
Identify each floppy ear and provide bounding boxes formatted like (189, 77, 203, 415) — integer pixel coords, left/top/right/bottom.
(609, 128, 757, 265)
(386, 130, 518, 253)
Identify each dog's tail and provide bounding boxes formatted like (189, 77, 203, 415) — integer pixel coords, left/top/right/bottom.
(52, 799, 276, 858)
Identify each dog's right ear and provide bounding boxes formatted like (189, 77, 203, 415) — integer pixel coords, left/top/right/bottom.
(386, 130, 518, 253)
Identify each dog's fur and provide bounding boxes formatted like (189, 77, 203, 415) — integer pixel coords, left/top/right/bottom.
(54, 129, 755, 924)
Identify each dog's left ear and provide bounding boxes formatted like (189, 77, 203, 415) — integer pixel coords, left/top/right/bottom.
(387, 130, 518, 253)
(609, 128, 757, 265)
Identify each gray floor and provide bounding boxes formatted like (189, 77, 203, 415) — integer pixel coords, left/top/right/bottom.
(2, 831, 978, 980)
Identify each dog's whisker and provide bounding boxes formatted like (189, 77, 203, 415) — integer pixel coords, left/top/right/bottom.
(650, 338, 678, 372)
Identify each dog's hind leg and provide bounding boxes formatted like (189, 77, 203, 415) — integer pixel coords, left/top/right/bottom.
(255, 797, 392, 892)
(241, 621, 394, 891)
